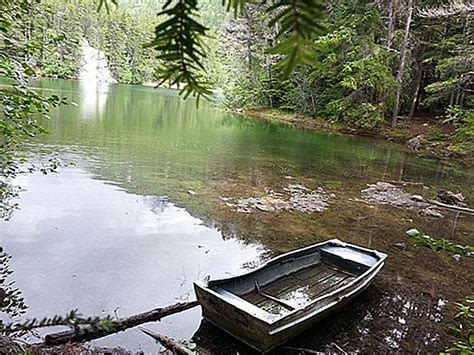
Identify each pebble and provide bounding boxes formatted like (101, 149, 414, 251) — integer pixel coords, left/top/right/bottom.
(418, 208, 444, 219)
(393, 242, 406, 250)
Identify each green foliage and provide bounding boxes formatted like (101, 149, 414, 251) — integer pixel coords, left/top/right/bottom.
(419, 10, 472, 111)
(0, 249, 28, 320)
(405, 228, 473, 258)
(443, 105, 474, 142)
(219, 0, 472, 130)
(145, 0, 212, 100)
(444, 296, 474, 354)
(0, 0, 66, 219)
(220, 1, 400, 128)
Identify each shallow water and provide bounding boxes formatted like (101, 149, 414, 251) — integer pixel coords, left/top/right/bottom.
(0, 79, 473, 353)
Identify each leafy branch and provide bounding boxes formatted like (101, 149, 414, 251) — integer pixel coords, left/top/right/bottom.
(267, 0, 325, 77)
(443, 296, 474, 354)
(1, 0, 66, 220)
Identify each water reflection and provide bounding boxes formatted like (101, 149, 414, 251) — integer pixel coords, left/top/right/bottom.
(0, 165, 265, 353)
(78, 80, 111, 120)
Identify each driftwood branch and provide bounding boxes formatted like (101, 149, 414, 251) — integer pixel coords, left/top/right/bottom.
(282, 347, 322, 354)
(45, 301, 198, 346)
(139, 327, 192, 355)
(426, 199, 474, 215)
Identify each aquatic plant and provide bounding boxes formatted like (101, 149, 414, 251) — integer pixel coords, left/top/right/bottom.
(405, 229, 474, 258)
(444, 295, 474, 354)
(406, 229, 473, 353)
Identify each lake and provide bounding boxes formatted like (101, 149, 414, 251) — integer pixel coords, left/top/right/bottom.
(1, 79, 473, 353)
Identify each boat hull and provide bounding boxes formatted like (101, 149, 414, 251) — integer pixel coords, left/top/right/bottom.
(194, 240, 387, 353)
(195, 262, 382, 353)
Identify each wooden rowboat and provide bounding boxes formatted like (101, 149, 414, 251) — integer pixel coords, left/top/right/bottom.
(194, 239, 387, 353)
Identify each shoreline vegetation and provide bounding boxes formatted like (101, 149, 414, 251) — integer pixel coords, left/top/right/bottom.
(229, 107, 474, 165)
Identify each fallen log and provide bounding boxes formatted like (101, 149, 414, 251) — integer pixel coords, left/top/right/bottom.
(426, 199, 474, 215)
(139, 327, 193, 355)
(45, 301, 198, 346)
(411, 195, 474, 214)
(387, 180, 424, 186)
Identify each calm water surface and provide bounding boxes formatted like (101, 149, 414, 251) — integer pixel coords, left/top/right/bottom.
(0, 79, 472, 353)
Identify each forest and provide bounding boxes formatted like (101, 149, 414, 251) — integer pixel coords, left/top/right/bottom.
(5, 0, 473, 136)
(0, 0, 473, 354)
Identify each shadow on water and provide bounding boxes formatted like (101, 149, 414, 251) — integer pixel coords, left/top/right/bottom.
(0, 79, 473, 353)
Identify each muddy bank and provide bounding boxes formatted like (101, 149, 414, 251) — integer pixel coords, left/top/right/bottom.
(231, 108, 473, 165)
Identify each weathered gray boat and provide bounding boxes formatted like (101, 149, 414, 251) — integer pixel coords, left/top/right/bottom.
(194, 239, 387, 353)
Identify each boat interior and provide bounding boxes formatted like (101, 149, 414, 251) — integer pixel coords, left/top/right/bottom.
(209, 242, 382, 318)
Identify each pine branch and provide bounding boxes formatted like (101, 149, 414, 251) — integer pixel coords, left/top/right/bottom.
(145, 0, 213, 102)
(266, 0, 325, 78)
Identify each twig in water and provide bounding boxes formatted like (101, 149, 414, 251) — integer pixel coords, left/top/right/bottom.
(139, 327, 193, 355)
(330, 342, 348, 354)
(282, 346, 323, 354)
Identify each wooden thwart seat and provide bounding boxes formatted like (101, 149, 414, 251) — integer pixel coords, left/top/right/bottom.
(240, 263, 356, 314)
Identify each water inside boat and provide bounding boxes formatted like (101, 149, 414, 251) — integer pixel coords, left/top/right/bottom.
(208, 243, 382, 319)
(240, 263, 357, 316)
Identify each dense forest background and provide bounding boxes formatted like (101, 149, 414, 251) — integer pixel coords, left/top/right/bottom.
(4, 0, 474, 137)
(17, 0, 473, 142)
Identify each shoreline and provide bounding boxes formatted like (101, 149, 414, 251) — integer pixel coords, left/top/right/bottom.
(230, 108, 474, 166)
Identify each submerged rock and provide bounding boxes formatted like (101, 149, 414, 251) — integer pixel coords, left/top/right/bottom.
(418, 207, 444, 219)
(452, 254, 461, 262)
(436, 189, 466, 207)
(225, 184, 331, 214)
(361, 182, 428, 209)
(286, 185, 330, 213)
(406, 134, 426, 153)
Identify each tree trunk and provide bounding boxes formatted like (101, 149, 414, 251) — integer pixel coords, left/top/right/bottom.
(391, 0, 415, 128)
(246, 11, 254, 72)
(386, 0, 398, 49)
(408, 63, 422, 118)
(140, 327, 191, 355)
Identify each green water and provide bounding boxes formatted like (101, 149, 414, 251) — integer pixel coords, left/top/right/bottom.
(1, 79, 473, 353)
(33, 79, 473, 203)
